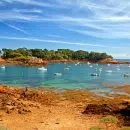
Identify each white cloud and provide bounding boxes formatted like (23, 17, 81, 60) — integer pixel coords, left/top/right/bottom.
(54, 0, 130, 39)
(12, 8, 42, 13)
(47, 35, 62, 38)
(0, 36, 108, 48)
(0, 21, 29, 35)
(1, 0, 55, 8)
(1, 0, 130, 39)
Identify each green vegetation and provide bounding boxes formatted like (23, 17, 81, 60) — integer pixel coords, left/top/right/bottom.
(121, 127, 130, 130)
(90, 126, 104, 130)
(100, 116, 118, 129)
(1, 48, 112, 62)
(0, 125, 8, 130)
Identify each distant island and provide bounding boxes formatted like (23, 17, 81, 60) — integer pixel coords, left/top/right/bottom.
(0, 48, 129, 66)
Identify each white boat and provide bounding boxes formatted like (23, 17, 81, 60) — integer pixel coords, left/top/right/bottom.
(99, 68, 102, 72)
(89, 65, 93, 68)
(87, 62, 91, 65)
(117, 68, 120, 71)
(107, 64, 110, 66)
(54, 73, 62, 76)
(124, 73, 130, 77)
(128, 65, 130, 68)
(75, 62, 80, 66)
(0, 66, 5, 69)
(64, 67, 69, 70)
(106, 70, 113, 73)
(38, 67, 47, 71)
(91, 73, 99, 77)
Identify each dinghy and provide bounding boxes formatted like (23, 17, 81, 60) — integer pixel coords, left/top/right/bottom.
(0, 66, 5, 69)
(106, 70, 113, 73)
(38, 67, 47, 71)
(91, 73, 99, 77)
(54, 73, 62, 76)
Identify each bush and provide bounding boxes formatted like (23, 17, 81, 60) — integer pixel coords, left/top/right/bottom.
(14, 56, 28, 62)
(100, 116, 118, 124)
(121, 127, 130, 130)
(90, 126, 104, 130)
(100, 116, 118, 129)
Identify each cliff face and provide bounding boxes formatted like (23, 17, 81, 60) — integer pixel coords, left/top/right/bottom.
(27, 56, 48, 65)
(99, 58, 130, 64)
(0, 57, 5, 63)
(0, 57, 48, 66)
(99, 58, 117, 64)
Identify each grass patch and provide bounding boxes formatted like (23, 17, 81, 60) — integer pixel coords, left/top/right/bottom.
(90, 126, 104, 130)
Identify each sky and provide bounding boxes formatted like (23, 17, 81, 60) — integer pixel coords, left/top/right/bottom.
(0, 0, 130, 58)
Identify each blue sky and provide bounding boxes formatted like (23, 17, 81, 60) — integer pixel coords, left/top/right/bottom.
(0, 0, 130, 58)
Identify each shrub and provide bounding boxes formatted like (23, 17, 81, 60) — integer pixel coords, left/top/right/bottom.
(121, 127, 130, 130)
(90, 126, 104, 130)
(14, 56, 28, 62)
(100, 116, 118, 129)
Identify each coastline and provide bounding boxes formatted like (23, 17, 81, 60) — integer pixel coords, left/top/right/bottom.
(0, 85, 129, 130)
(0, 58, 130, 67)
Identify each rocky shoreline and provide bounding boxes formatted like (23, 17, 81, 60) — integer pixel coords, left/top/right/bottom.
(0, 85, 129, 130)
(0, 57, 130, 66)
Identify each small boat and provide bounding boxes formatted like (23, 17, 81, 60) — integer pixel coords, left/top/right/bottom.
(107, 64, 110, 66)
(124, 73, 130, 77)
(99, 68, 102, 72)
(75, 62, 80, 66)
(54, 73, 62, 76)
(128, 65, 130, 68)
(117, 68, 120, 71)
(91, 73, 99, 77)
(89, 65, 93, 68)
(38, 67, 47, 71)
(64, 67, 69, 70)
(87, 62, 91, 65)
(106, 70, 113, 73)
(0, 66, 5, 69)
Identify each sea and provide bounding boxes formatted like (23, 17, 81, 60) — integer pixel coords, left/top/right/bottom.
(0, 61, 130, 94)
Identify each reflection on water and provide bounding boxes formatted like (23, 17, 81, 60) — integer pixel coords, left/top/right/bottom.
(0, 63, 130, 93)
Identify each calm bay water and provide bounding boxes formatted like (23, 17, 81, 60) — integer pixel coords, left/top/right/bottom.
(0, 63, 130, 93)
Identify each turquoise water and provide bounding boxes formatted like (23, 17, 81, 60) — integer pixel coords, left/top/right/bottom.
(0, 63, 130, 93)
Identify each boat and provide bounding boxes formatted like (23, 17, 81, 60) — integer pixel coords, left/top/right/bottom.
(38, 67, 47, 71)
(89, 65, 93, 68)
(64, 67, 69, 70)
(54, 73, 62, 76)
(117, 68, 120, 71)
(91, 73, 99, 77)
(75, 62, 80, 66)
(107, 64, 110, 66)
(124, 73, 130, 77)
(87, 62, 90, 65)
(0, 66, 5, 69)
(99, 68, 102, 72)
(106, 70, 113, 73)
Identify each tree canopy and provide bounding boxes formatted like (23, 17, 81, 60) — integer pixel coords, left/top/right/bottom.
(1, 48, 113, 62)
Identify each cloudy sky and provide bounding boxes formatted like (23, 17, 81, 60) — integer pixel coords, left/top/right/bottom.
(0, 0, 130, 58)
